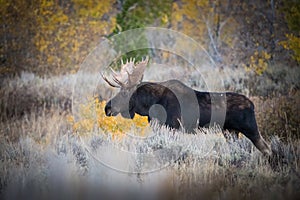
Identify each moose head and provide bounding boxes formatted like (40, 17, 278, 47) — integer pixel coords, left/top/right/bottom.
(102, 57, 149, 119)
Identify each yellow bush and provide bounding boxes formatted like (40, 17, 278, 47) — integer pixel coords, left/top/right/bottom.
(244, 50, 271, 75)
(280, 34, 300, 63)
(68, 98, 149, 139)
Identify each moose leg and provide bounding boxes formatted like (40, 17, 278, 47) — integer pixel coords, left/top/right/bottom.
(165, 115, 181, 130)
(230, 109, 272, 156)
(242, 128, 272, 156)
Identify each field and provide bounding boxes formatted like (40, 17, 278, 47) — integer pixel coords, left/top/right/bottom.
(1, 0, 299, 199)
(0, 65, 299, 200)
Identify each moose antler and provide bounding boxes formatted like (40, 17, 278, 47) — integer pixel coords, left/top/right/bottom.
(102, 56, 149, 88)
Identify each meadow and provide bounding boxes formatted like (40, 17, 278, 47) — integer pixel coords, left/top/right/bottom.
(0, 64, 299, 200)
(1, 0, 299, 199)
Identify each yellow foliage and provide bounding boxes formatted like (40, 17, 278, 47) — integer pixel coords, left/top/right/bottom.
(73, 0, 111, 18)
(171, 0, 206, 43)
(171, 0, 236, 51)
(161, 14, 169, 24)
(196, 0, 209, 8)
(244, 50, 271, 75)
(33, 0, 116, 73)
(280, 34, 300, 63)
(68, 98, 149, 139)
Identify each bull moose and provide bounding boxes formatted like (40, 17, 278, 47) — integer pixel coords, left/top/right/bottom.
(102, 57, 271, 156)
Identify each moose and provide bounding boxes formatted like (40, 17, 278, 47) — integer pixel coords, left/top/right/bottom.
(102, 57, 272, 156)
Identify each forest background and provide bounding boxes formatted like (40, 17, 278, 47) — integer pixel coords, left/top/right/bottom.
(1, 0, 299, 77)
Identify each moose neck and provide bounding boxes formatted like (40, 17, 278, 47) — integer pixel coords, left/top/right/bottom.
(130, 82, 165, 117)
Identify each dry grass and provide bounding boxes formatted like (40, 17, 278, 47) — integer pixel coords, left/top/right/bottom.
(0, 69, 299, 200)
(0, 109, 299, 200)
(252, 91, 300, 140)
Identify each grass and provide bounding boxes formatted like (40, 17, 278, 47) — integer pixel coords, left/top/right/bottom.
(0, 67, 299, 200)
(0, 110, 299, 200)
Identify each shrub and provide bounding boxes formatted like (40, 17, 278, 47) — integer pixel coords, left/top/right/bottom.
(252, 91, 300, 140)
(68, 98, 149, 139)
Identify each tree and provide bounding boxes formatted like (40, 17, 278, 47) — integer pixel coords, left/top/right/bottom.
(34, 0, 116, 74)
(280, 0, 300, 63)
(0, 0, 116, 75)
(110, 0, 172, 64)
(171, 0, 240, 66)
(0, 0, 37, 74)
